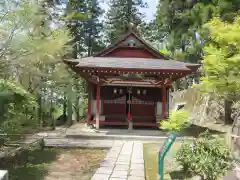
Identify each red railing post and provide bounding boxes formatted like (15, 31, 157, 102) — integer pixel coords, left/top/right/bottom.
(162, 84, 166, 119)
(96, 83, 100, 130)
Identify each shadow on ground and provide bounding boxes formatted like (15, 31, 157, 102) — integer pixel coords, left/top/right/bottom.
(0, 147, 58, 180)
(179, 124, 225, 137)
(169, 170, 193, 180)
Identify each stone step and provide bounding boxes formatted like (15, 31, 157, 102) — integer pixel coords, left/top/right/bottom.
(66, 133, 168, 141)
(43, 138, 114, 148)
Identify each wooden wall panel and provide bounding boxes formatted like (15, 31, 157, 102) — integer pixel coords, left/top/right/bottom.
(131, 104, 155, 117)
(103, 104, 125, 115)
(105, 47, 158, 59)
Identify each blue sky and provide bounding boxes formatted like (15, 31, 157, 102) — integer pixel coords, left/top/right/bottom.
(101, 0, 158, 22)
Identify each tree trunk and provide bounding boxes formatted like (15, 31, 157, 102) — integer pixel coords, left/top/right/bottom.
(50, 88, 55, 130)
(224, 98, 233, 124)
(37, 94, 42, 128)
(75, 96, 80, 122)
(63, 92, 67, 122)
(41, 86, 47, 127)
(67, 83, 73, 126)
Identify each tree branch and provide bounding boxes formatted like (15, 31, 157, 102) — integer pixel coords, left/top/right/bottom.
(0, 24, 18, 58)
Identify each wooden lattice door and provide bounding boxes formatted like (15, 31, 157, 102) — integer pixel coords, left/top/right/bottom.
(131, 96, 155, 117)
(103, 96, 126, 115)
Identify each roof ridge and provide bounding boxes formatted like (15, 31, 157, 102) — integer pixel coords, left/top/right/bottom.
(93, 30, 170, 60)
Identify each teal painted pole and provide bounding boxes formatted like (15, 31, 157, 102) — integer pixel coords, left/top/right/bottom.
(158, 133, 177, 180)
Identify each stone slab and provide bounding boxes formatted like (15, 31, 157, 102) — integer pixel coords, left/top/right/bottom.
(116, 161, 130, 165)
(106, 153, 119, 158)
(92, 141, 145, 180)
(128, 176, 145, 180)
(91, 173, 110, 180)
(131, 159, 144, 164)
(100, 160, 116, 167)
(111, 170, 128, 178)
(130, 163, 144, 170)
(129, 169, 145, 177)
(117, 157, 131, 162)
(95, 167, 114, 175)
(114, 165, 129, 171)
(44, 138, 114, 148)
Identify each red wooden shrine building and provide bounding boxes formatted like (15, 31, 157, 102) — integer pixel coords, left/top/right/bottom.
(65, 29, 200, 129)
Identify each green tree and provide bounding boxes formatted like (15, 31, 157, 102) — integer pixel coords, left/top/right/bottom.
(0, 0, 73, 130)
(154, 0, 240, 63)
(0, 79, 37, 145)
(105, 0, 148, 43)
(201, 16, 240, 124)
(84, 0, 105, 55)
(65, 0, 104, 57)
(64, 0, 103, 123)
(153, 0, 240, 90)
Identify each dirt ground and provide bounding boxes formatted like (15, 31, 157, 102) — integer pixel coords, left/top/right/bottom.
(45, 149, 108, 180)
(0, 147, 108, 180)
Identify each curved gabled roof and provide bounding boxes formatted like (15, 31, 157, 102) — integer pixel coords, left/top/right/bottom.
(94, 29, 170, 59)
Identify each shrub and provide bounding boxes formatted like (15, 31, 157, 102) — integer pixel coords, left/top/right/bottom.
(160, 109, 190, 132)
(176, 132, 231, 180)
(0, 79, 37, 146)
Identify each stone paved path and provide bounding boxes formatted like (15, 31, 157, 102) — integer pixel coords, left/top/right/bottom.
(91, 141, 145, 180)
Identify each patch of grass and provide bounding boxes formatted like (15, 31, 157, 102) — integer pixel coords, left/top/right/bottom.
(0, 146, 107, 180)
(143, 142, 185, 180)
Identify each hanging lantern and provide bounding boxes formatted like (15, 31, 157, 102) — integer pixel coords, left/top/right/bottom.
(119, 89, 123, 94)
(137, 89, 141, 95)
(113, 88, 117, 94)
(143, 90, 147, 95)
(127, 86, 132, 94)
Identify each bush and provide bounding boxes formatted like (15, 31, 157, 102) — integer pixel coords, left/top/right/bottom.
(176, 132, 231, 180)
(160, 109, 190, 132)
(0, 79, 37, 146)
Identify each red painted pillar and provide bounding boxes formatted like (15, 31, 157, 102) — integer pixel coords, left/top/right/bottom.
(87, 84, 92, 124)
(162, 84, 166, 119)
(96, 83, 100, 130)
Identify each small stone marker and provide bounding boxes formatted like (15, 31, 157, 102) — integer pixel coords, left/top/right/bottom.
(222, 171, 239, 180)
(0, 170, 8, 180)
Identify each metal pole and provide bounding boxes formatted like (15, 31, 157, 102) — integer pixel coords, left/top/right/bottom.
(158, 133, 177, 180)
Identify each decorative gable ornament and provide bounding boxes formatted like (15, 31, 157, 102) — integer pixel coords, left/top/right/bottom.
(128, 39, 136, 47)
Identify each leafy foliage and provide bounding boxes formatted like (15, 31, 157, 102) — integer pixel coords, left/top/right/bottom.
(105, 0, 148, 43)
(0, 79, 37, 145)
(0, 0, 87, 145)
(66, 0, 104, 57)
(160, 110, 190, 132)
(176, 132, 231, 180)
(154, 0, 240, 62)
(201, 16, 240, 96)
(200, 16, 240, 123)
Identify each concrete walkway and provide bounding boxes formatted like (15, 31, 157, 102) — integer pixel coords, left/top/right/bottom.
(91, 141, 145, 180)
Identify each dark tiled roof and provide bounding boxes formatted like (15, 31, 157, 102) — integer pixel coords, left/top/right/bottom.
(74, 57, 199, 71)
